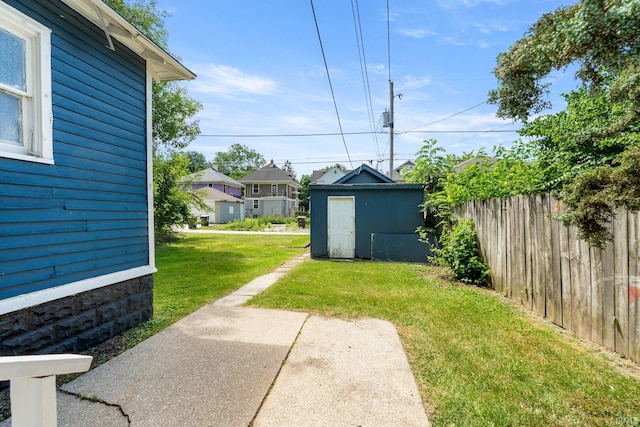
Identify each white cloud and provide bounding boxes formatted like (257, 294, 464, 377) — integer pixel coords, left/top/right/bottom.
(473, 22, 509, 34)
(400, 75, 432, 90)
(367, 64, 387, 75)
(189, 64, 277, 98)
(436, 0, 504, 9)
(398, 28, 436, 38)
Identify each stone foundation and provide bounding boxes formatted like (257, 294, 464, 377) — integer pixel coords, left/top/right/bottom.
(0, 275, 153, 356)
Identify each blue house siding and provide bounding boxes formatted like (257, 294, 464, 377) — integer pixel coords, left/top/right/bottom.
(0, 0, 149, 301)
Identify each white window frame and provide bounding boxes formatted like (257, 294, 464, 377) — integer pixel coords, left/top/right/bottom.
(0, 3, 52, 164)
(252, 184, 259, 194)
(253, 200, 259, 209)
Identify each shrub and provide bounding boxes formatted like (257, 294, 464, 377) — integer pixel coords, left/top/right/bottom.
(430, 219, 490, 285)
(221, 218, 271, 231)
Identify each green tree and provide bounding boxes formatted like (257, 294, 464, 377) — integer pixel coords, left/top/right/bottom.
(320, 163, 347, 172)
(488, 0, 640, 246)
(104, 0, 168, 48)
(282, 160, 296, 181)
(152, 82, 201, 153)
(104, 0, 204, 239)
(185, 151, 210, 173)
(154, 152, 208, 237)
(213, 144, 266, 180)
(404, 139, 472, 230)
(443, 145, 543, 206)
(298, 174, 311, 211)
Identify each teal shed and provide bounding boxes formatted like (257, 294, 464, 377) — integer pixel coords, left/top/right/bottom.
(309, 164, 430, 262)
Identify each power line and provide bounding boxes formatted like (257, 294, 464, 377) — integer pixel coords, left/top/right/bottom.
(351, 0, 380, 158)
(386, 0, 391, 81)
(397, 101, 488, 134)
(309, 0, 353, 168)
(196, 129, 519, 138)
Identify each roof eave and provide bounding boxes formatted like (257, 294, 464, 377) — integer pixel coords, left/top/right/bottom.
(60, 0, 196, 82)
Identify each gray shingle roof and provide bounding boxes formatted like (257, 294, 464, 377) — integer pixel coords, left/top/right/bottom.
(188, 168, 244, 187)
(197, 187, 243, 203)
(240, 163, 301, 188)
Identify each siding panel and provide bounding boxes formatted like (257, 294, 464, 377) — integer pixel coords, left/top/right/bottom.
(0, 0, 150, 300)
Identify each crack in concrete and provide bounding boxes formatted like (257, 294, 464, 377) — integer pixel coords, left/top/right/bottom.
(248, 313, 310, 427)
(59, 388, 131, 426)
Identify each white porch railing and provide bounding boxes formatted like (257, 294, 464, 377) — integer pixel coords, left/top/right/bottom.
(0, 354, 92, 427)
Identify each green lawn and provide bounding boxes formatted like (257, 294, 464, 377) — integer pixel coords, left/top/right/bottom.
(247, 259, 640, 426)
(124, 233, 309, 345)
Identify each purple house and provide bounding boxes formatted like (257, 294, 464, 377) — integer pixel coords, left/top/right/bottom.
(188, 166, 243, 199)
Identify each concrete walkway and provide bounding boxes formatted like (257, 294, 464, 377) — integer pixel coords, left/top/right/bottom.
(4, 254, 429, 426)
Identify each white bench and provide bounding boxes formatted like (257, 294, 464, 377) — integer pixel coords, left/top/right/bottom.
(0, 354, 92, 427)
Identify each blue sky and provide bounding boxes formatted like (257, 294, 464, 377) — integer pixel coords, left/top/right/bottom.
(157, 0, 577, 178)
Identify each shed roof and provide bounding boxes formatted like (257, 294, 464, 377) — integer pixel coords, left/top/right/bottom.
(198, 187, 244, 203)
(60, 0, 195, 81)
(335, 164, 395, 184)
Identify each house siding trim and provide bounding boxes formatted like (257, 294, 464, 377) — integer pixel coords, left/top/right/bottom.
(0, 265, 156, 316)
(146, 66, 155, 270)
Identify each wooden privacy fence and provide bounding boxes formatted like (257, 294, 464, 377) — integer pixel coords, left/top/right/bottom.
(456, 195, 640, 363)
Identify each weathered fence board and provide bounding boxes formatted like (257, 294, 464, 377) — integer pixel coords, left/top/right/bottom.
(456, 196, 640, 363)
(602, 230, 616, 351)
(614, 209, 629, 357)
(590, 245, 604, 345)
(549, 199, 563, 327)
(629, 213, 640, 362)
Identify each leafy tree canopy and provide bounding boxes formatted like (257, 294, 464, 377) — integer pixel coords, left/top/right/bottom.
(489, 0, 640, 246)
(298, 174, 311, 211)
(105, 0, 168, 48)
(282, 160, 296, 181)
(320, 164, 348, 172)
(213, 144, 266, 180)
(488, 0, 640, 123)
(152, 82, 202, 152)
(185, 151, 211, 173)
(104, 0, 203, 239)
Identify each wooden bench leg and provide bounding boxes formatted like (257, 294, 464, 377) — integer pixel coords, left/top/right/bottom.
(11, 376, 57, 427)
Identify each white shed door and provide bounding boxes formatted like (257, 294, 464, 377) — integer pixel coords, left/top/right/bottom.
(328, 196, 355, 259)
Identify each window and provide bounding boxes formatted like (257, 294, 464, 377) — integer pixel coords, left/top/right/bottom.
(271, 184, 277, 195)
(252, 184, 259, 194)
(228, 206, 234, 215)
(0, 3, 52, 163)
(253, 200, 259, 209)
(208, 183, 213, 187)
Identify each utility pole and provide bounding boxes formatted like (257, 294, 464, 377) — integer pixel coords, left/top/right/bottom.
(389, 80, 394, 178)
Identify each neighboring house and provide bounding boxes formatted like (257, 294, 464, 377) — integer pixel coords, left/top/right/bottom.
(187, 165, 243, 199)
(190, 187, 245, 224)
(310, 166, 349, 184)
(310, 164, 430, 262)
(240, 160, 301, 218)
(0, 0, 194, 355)
(390, 160, 415, 182)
